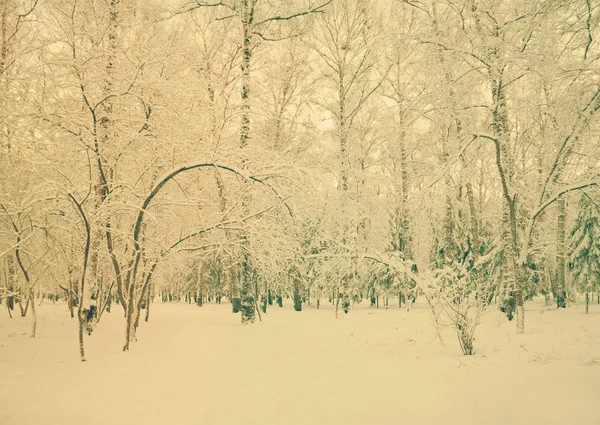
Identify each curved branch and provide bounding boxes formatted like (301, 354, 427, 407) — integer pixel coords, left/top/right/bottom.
(127, 162, 291, 292)
(520, 179, 599, 264)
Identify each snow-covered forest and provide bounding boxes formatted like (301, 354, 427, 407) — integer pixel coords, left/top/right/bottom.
(1, 0, 600, 423)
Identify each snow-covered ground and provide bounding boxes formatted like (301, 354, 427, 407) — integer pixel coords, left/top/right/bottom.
(1, 298, 599, 425)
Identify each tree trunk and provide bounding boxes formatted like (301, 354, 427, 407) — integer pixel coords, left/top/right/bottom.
(13, 233, 36, 335)
(19, 296, 28, 317)
(239, 3, 252, 150)
(342, 293, 350, 314)
(123, 282, 135, 351)
(29, 287, 36, 338)
(237, 2, 257, 325)
(293, 273, 302, 312)
(0, 0, 9, 76)
(240, 255, 255, 324)
(232, 297, 241, 313)
(499, 203, 518, 321)
(491, 100, 524, 332)
(68, 294, 75, 318)
(145, 282, 151, 322)
(464, 165, 480, 261)
(555, 196, 567, 309)
(6, 254, 14, 315)
(261, 295, 267, 313)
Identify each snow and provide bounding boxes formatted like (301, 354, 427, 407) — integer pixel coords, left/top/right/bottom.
(1, 299, 599, 425)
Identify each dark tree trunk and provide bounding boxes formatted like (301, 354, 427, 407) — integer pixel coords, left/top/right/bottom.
(293, 290, 302, 312)
(240, 252, 255, 324)
(6, 254, 15, 315)
(28, 288, 36, 337)
(342, 294, 350, 314)
(370, 284, 376, 307)
(555, 196, 567, 309)
(293, 277, 302, 312)
(144, 285, 150, 322)
(232, 298, 241, 313)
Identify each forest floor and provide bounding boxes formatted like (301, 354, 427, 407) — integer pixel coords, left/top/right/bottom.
(1, 297, 599, 425)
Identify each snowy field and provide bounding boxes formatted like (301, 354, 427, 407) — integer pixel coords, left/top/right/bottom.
(1, 299, 599, 425)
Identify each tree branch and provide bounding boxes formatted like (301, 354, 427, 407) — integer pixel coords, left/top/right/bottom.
(169, 205, 274, 251)
(417, 39, 491, 69)
(254, 0, 332, 27)
(584, 0, 593, 61)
